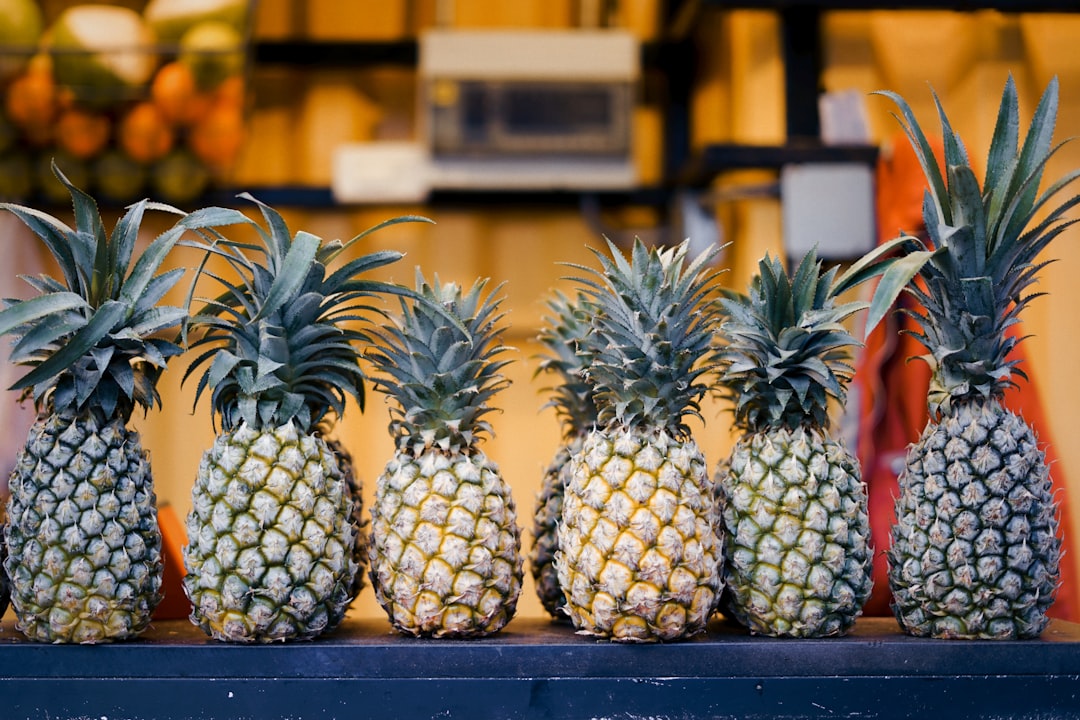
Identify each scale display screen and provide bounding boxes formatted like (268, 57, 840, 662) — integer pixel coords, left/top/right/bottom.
(431, 80, 632, 156)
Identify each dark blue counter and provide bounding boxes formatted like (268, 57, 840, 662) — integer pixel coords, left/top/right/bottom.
(1, 616, 1078, 719)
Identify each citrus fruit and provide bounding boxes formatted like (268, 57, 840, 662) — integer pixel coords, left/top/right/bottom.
(54, 107, 111, 159)
(119, 101, 175, 163)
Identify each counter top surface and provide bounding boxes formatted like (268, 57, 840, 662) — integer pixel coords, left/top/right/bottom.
(2, 616, 1078, 719)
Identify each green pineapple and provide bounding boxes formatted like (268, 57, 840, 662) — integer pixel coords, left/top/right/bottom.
(863, 76, 1076, 639)
(0, 164, 190, 642)
(367, 272, 522, 638)
(556, 238, 723, 642)
(715, 250, 873, 637)
(322, 430, 368, 603)
(181, 195, 424, 642)
(0, 503, 9, 618)
(530, 290, 599, 619)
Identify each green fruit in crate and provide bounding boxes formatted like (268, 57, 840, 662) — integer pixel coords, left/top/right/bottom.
(93, 150, 148, 204)
(178, 20, 244, 91)
(48, 5, 157, 105)
(151, 149, 210, 206)
(0, 162, 191, 642)
(0, 151, 32, 200)
(144, 0, 248, 45)
(0, 0, 43, 81)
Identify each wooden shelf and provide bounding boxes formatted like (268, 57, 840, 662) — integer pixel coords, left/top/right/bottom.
(2, 616, 1079, 719)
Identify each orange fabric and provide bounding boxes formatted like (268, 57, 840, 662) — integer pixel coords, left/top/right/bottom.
(856, 133, 1077, 621)
(153, 503, 192, 621)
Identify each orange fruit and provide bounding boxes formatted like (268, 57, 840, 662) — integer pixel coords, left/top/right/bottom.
(184, 90, 216, 127)
(213, 75, 245, 111)
(188, 101, 244, 176)
(4, 64, 56, 130)
(54, 108, 111, 159)
(150, 61, 197, 125)
(118, 101, 175, 163)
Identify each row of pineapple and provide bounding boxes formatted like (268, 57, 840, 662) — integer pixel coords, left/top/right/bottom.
(0, 77, 1071, 644)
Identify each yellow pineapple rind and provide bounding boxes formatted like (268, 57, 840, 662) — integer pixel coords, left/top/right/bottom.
(183, 421, 357, 643)
(369, 447, 523, 639)
(556, 427, 722, 642)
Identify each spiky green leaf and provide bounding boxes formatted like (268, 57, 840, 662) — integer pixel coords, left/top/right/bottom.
(10, 300, 127, 392)
(0, 292, 88, 337)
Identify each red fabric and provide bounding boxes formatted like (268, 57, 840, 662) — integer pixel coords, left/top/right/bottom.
(856, 133, 1078, 621)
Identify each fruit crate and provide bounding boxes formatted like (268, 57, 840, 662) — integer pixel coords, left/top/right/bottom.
(0, 0, 253, 207)
(1, 615, 1079, 719)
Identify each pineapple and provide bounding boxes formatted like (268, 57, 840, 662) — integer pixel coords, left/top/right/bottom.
(321, 429, 368, 603)
(366, 272, 522, 638)
(530, 290, 599, 618)
(0, 504, 9, 619)
(181, 195, 424, 642)
(0, 164, 190, 642)
(865, 76, 1076, 639)
(714, 250, 873, 637)
(556, 238, 723, 642)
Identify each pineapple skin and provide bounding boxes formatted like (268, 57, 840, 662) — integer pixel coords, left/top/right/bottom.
(183, 422, 357, 643)
(529, 436, 584, 619)
(556, 427, 722, 642)
(5, 412, 163, 643)
(369, 448, 522, 638)
(718, 426, 872, 637)
(889, 400, 1060, 640)
(325, 436, 369, 603)
(0, 501, 10, 619)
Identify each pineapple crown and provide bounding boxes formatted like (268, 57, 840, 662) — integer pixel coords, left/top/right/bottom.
(865, 75, 1080, 417)
(182, 194, 429, 434)
(367, 270, 511, 456)
(0, 163, 190, 423)
(567, 237, 722, 439)
(535, 290, 599, 440)
(717, 249, 867, 434)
